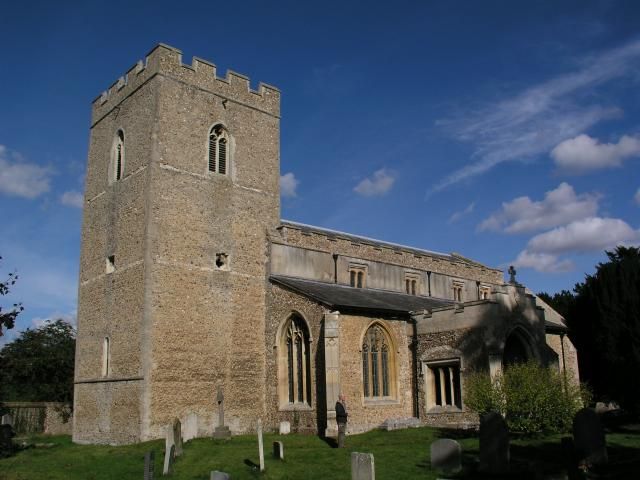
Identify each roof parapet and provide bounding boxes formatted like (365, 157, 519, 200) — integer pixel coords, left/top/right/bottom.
(92, 43, 280, 123)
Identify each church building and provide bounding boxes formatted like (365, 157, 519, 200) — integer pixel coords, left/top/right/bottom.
(73, 44, 578, 444)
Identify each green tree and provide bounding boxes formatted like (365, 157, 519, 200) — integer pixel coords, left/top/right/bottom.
(0, 319, 76, 402)
(0, 255, 23, 337)
(465, 362, 588, 434)
(568, 246, 640, 412)
(537, 289, 575, 320)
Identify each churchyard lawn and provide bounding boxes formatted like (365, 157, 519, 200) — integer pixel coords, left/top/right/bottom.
(1, 425, 639, 479)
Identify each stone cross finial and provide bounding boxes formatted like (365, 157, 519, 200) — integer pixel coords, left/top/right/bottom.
(508, 265, 517, 284)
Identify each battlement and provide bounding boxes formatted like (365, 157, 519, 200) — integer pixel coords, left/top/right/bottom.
(91, 43, 280, 125)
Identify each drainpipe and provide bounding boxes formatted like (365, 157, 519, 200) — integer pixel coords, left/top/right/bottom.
(409, 314, 420, 419)
(426, 271, 432, 297)
(332, 254, 338, 284)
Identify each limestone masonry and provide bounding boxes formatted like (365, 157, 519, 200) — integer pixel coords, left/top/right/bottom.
(73, 44, 579, 444)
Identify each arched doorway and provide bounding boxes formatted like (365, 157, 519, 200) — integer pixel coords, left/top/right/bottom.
(503, 330, 531, 367)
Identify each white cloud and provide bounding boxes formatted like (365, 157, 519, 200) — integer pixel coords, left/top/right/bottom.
(512, 250, 574, 273)
(0, 145, 52, 199)
(527, 217, 640, 254)
(551, 134, 640, 173)
(429, 39, 640, 196)
(448, 202, 475, 224)
(478, 183, 599, 233)
(354, 169, 396, 197)
(30, 311, 77, 330)
(60, 190, 84, 208)
(280, 172, 299, 198)
(635, 188, 640, 205)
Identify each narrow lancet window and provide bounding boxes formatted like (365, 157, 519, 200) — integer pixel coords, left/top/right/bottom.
(110, 130, 125, 183)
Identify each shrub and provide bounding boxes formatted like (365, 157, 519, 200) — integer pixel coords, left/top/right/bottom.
(465, 361, 589, 434)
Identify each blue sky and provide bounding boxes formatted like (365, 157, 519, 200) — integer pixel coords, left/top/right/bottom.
(1, 0, 639, 342)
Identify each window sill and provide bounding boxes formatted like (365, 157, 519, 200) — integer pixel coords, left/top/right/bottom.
(279, 403, 313, 412)
(426, 405, 465, 414)
(363, 398, 400, 407)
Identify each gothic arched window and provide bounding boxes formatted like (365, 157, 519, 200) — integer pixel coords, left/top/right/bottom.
(208, 124, 229, 175)
(110, 129, 125, 183)
(362, 324, 395, 399)
(279, 314, 312, 407)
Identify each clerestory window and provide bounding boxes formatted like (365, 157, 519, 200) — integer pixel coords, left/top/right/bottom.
(349, 265, 367, 288)
(208, 124, 229, 175)
(452, 281, 464, 302)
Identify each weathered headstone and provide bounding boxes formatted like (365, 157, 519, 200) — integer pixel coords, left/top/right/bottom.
(1, 414, 13, 427)
(213, 387, 231, 439)
(162, 444, 175, 476)
(573, 408, 608, 467)
(479, 411, 509, 474)
(0, 425, 14, 454)
(257, 419, 265, 472)
(173, 418, 183, 457)
(143, 450, 155, 480)
(430, 438, 461, 474)
(210, 471, 230, 480)
(163, 425, 176, 476)
(183, 412, 198, 442)
(351, 452, 375, 480)
(273, 440, 284, 460)
(279, 420, 290, 435)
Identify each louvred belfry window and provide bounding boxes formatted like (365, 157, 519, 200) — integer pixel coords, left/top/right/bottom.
(208, 125, 229, 175)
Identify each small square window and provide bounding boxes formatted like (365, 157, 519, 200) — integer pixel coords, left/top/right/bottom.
(106, 255, 115, 274)
(215, 253, 229, 271)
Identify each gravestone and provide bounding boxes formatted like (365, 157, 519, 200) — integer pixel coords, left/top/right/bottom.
(573, 408, 608, 467)
(0, 425, 14, 454)
(479, 412, 509, 474)
(162, 444, 175, 476)
(143, 450, 155, 480)
(279, 421, 290, 435)
(163, 425, 176, 476)
(351, 452, 375, 480)
(257, 419, 265, 472)
(213, 387, 231, 439)
(1, 414, 12, 427)
(183, 412, 198, 442)
(210, 471, 230, 480)
(173, 418, 183, 457)
(273, 440, 284, 460)
(430, 438, 461, 474)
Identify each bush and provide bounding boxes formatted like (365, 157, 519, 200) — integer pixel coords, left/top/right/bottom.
(465, 361, 590, 434)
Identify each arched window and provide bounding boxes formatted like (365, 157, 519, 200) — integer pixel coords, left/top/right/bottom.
(279, 314, 311, 407)
(208, 124, 229, 175)
(110, 130, 125, 183)
(362, 324, 395, 399)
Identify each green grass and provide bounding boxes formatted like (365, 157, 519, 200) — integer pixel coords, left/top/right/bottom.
(1, 426, 639, 479)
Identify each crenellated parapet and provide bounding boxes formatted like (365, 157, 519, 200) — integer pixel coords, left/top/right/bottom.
(91, 43, 280, 125)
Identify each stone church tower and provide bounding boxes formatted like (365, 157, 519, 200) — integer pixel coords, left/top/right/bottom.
(73, 44, 281, 444)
